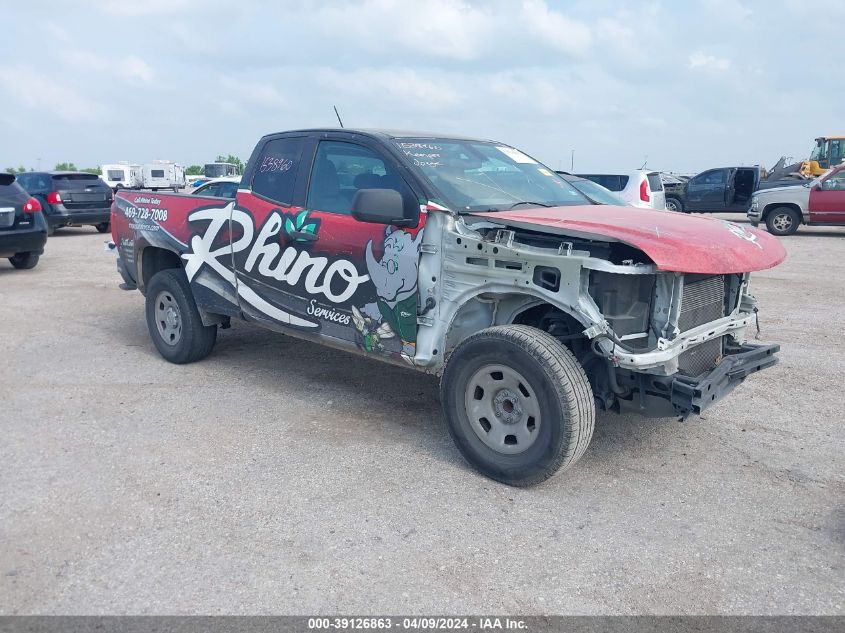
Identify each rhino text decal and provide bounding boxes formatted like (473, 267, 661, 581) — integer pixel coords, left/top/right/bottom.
(181, 203, 370, 327)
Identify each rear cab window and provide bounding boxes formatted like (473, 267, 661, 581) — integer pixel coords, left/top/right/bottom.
(250, 136, 307, 205)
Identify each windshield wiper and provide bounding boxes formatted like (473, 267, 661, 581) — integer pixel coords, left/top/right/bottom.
(508, 201, 552, 209)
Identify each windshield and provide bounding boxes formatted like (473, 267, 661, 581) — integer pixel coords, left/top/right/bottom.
(809, 140, 826, 161)
(565, 177, 628, 206)
(393, 138, 588, 211)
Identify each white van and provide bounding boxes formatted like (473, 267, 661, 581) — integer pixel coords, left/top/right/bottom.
(101, 163, 142, 191)
(141, 161, 186, 192)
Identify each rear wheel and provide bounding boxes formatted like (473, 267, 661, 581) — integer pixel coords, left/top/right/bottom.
(440, 325, 595, 486)
(95, 222, 110, 233)
(665, 197, 684, 212)
(8, 252, 40, 269)
(765, 207, 800, 236)
(145, 268, 217, 364)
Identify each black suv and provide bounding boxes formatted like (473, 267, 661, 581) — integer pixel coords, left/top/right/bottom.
(15, 171, 113, 235)
(0, 173, 48, 269)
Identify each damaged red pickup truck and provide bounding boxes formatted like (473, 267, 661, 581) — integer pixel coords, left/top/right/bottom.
(111, 129, 786, 486)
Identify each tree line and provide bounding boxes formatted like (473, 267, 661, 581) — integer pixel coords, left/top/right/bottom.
(5, 163, 98, 174)
(7, 154, 245, 177)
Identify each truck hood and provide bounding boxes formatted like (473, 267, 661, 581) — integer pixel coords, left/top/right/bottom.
(472, 205, 786, 274)
(754, 183, 811, 197)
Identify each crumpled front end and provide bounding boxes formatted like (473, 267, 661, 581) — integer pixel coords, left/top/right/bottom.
(586, 268, 779, 417)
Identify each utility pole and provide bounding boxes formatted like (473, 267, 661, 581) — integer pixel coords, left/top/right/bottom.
(570, 149, 574, 172)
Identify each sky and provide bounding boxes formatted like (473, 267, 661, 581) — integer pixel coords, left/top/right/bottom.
(1, 0, 842, 174)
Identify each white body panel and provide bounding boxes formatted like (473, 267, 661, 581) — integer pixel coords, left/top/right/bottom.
(101, 163, 142, 189)
(141, 161, 186, 190)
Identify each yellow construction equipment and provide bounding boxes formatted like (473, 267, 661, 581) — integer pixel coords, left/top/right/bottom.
(801, 136, 845, 177)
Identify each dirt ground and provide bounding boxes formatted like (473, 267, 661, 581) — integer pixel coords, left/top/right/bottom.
(0, 215, 842, 614)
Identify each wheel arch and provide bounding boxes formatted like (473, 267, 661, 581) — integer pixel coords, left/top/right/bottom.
(137, 244, 183, 294)
(762, 202, 805, 225)
(441, 290, 592, 360)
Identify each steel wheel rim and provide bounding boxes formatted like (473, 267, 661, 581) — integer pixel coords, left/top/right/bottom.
(773, 213, 793, 231)
(154, 290, 182, 346)
(667, 200, 679, 211)
(464, 364, 542, 454)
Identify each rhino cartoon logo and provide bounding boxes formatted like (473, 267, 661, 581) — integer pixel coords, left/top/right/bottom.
(359, 225, 424, 356)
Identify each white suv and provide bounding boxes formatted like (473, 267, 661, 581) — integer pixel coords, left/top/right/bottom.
(576, 170, 666, 210)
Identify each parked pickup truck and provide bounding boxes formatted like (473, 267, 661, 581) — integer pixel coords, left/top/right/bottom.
(663, 166, 762, 213)
(748, 164, 845, 235)
(111, 128, 786, 486)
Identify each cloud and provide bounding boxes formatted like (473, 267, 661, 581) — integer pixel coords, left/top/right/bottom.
(703, 0, 752, 21)
(95, 0, 202, 16)
(688, 51, 732, 71)
(219, 77, 287, 108)
(61, 50, 155, 83)
(125, 56, 154, 83)
(315, 67, 463, 113)
(520, 0, 592, 56)
(310, 0, 496, 62)
(0, 65, 102, 122)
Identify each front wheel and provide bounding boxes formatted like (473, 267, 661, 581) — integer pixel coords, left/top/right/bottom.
(8, 252, 40, 269)
(145, 268, 217, 364)
(440, 325, 595, 486)
(765, 207, 800, 236)
(95, 222, 110, 233)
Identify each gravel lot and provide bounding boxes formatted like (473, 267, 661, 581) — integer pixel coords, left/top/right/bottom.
(1, 215, 842, 615)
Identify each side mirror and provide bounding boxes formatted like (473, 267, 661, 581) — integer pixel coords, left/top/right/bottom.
(351, 188, 417, 226)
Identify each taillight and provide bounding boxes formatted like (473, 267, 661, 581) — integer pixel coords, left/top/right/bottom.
(639, 179, 650, 202)
(23, 197, 42, 213)
(46, 191, 62, 204)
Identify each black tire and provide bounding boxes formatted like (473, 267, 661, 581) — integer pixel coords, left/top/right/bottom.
(765, 206, 800, 236)
(8, 252, 40, 269)
(440, 324, 595, 486)
(45, 222, 55, 237)
(665, 197, 684, 213)
(145, 268, 217, 364)
(95, 222, 110, 233)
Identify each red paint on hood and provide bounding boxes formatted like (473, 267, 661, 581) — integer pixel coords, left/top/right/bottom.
(474, 205, 786, 274)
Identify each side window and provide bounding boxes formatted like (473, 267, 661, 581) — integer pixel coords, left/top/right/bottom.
(694, 170, 725, 186)
(830, 140, 843, 164)
(306, 140, 411, 215)
(251, 136, 306, 205)
(822, 171, 845, 190)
